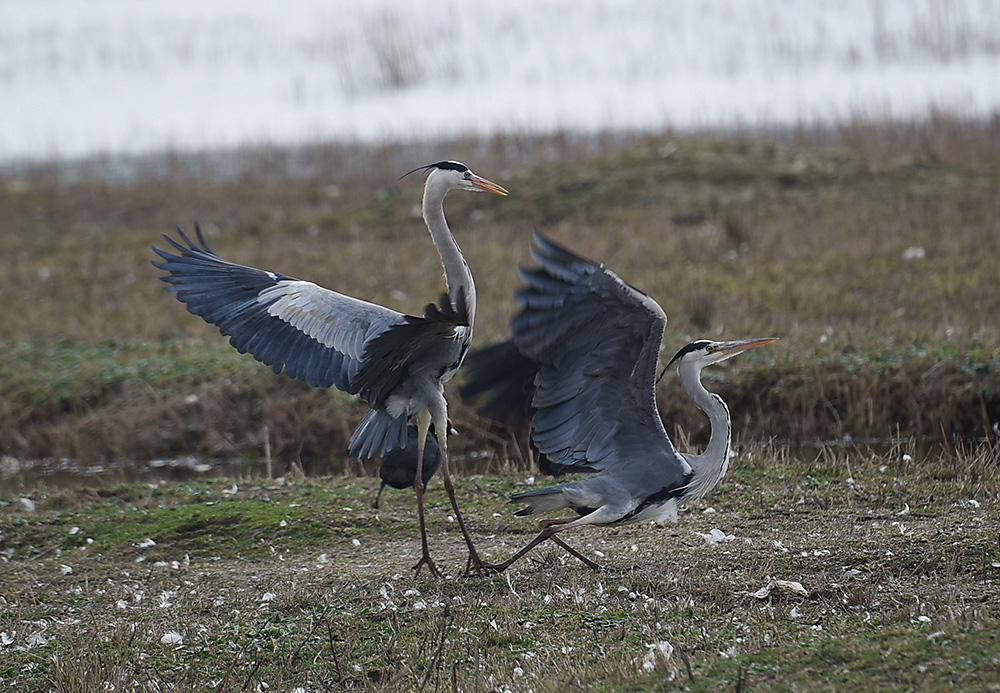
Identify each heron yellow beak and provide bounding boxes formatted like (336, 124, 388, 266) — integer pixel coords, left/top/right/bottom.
(471, 175, 509, 196)
(717, 337, 779, 356)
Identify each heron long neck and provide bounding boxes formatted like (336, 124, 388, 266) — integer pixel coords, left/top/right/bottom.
(678, 361, 732, 499)
(423, 176, 476, 325)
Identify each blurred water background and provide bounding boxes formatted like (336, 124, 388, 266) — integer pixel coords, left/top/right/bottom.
(2, 0, 998, 172)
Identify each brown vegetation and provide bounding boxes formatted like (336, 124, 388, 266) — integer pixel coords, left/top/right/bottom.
(2, 115, 1000, 693)
(1, 119, 999, 471)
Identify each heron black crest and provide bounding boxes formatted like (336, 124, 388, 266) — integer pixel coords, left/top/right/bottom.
(399, 160, 469, 180)
(658, 340, 714, 382)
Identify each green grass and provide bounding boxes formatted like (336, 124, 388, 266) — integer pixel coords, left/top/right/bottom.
(698, 627, 1000, 692)
(2, 123, 1000, 689)
(0, 338, 259, 409)
(1, 443, 997, 691)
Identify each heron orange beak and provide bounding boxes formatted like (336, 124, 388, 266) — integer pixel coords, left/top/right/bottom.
(471, 174, 509, 196)
(717, 337, 779, 356)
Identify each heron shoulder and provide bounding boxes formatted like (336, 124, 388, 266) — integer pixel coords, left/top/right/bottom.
(352, 292, 471, 406)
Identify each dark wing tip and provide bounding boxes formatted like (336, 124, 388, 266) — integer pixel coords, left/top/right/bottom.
(530, 229, 593, 268)
(152, 223, 218, 270)
(418, 289, 470, 326)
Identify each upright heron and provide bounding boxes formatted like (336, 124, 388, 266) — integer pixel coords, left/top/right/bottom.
(482, 231, 776, 572)
(151, 161, 508, 576)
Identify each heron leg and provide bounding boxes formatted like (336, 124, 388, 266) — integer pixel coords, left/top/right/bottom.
(484, 518, 600, 572)
(547, 535, 601, 571)
(411, 413, 441, 578)
(430, 407, 487, 575)
(482, 519, 573, 573)
(440, 449, 490, 575)
(372, 481, 387, 510)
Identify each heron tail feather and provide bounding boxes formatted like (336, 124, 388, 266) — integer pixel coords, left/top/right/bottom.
(510, 485, 573, 516)
(349, 409, 409, 460)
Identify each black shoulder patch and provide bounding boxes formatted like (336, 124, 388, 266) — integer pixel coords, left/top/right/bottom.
(352, 289, 471, 406)
(622, 478, 690, 522)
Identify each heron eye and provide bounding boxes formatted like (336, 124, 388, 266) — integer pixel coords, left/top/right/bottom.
(464, 172, 472, 179)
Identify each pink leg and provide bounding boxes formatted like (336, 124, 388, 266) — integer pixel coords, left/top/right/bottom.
(484, 519, 600, 573)
(410, 431, 441, 578)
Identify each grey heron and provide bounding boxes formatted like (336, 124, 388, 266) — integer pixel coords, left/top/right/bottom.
(481, 230, 776, 572)
(151, 161, 508, 576)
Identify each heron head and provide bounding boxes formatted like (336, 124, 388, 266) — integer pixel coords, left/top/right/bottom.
(401, 161, 508, 196)
(658, 337, 777, 382)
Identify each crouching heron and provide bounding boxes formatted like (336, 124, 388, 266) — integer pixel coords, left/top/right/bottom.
(479, 231, 776, 572)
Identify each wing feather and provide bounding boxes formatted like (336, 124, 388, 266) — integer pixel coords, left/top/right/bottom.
(352, 291, 470, 408)
(152, 224, 404, 393)
(511, 230, 684, 479)
(457, 339, 538, 433)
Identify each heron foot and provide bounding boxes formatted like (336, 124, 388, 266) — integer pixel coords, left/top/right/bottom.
(412, 554, 442, 578)
(464, 552, 499, 577)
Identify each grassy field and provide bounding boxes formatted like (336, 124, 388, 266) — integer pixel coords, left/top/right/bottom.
(1, 442, 998, 690)
(1, 120, 1000, 689)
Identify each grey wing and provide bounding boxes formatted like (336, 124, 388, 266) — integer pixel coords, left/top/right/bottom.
(352, 290, 471, 407)
(511, 230, 685, 480)
(458, 338, 538, 433)
(152, 224, 403, 392)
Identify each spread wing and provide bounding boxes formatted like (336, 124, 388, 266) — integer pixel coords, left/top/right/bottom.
(152, 224, 404, 392)
(458, 338, 538, 433)
(511, 230, 685, 477)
